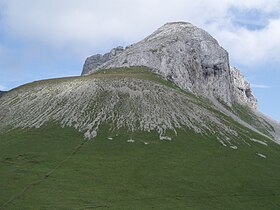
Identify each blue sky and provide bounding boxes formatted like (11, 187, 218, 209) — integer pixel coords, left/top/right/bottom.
(0, 0, 280, 122)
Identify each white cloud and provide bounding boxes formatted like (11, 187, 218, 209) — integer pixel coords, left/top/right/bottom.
(1, 0, 280, 65)
(209, 18, 280, 66)
(251, 84, 272, 88)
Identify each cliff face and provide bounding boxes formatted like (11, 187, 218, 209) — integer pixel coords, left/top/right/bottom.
(230, 67, 257, 109)
(82, 22, 257, 109)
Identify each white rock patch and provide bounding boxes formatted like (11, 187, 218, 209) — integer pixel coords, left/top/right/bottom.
(219, 139, 227, 147)
(160, 136, 172, 141)
(250, 138, 267, 146)
(127, 139, 135, 143)
(257, 153, 267, 159)
(230, 145, 238, 150)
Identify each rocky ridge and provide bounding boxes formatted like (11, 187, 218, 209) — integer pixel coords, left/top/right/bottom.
(82, 22, 257, 109)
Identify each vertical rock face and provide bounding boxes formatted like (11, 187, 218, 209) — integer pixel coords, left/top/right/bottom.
(230, 67, 257, 109)
(82, 22, 257, 109)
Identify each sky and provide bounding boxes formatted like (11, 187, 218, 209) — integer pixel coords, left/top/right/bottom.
(0, 0, 280, 122)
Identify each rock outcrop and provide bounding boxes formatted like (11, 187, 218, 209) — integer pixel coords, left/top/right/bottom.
(82, 22, 257, 109)
(82, 46, 124, 75)
(230, 67, 257, 109)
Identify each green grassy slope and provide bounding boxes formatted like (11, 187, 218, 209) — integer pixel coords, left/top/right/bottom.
(1, 124, 280, 210)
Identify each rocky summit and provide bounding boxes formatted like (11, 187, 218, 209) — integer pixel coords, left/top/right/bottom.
(82, 22, 257, 109)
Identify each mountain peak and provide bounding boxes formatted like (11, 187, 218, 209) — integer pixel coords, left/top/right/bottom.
(159, 21, 195, 30)
(161, 21, 197, 30)
(144, 21, 217, 44)
(82, 22, 257, 109)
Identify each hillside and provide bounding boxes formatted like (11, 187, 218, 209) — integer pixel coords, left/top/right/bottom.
(0, 67, 250, 140)
(0, 67, 276, 142)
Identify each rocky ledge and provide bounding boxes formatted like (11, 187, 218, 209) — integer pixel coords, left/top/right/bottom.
(82, 22, 257, 109)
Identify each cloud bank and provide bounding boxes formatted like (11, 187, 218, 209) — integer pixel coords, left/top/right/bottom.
(1, 0, 280, 66)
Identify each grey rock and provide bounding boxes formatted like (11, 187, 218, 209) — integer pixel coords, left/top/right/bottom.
(82, 46, 124, 75)
(82, 22, 257, 109)
(83, 22, 233, 104)
(230, 67, 257, 109)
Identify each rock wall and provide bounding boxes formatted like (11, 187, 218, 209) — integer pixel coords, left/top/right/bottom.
(82, 22, 257, 109)
(230, 67, 257, 109)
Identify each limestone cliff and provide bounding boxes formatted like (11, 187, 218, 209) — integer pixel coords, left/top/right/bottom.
(82, 22, 257, 109)
(230, 67, 257, 109)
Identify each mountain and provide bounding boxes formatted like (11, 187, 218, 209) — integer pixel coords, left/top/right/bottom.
(82, 22, 257, 109)
(1, 22, 280, 209)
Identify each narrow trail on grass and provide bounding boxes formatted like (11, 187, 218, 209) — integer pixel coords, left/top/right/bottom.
(0, 140, 87, 209)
